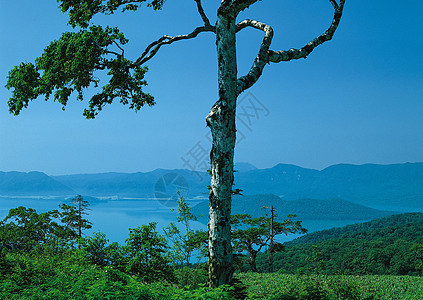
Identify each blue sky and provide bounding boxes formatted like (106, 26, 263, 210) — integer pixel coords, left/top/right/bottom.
(1, 0, 422, 175)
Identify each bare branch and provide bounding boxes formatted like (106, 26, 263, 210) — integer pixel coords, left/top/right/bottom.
(113, 41, 125, 56)
(236, 19, 274, 95)
(194, 0, 211, 27)
(131, 25, 216, 67)
(328, 0, 339, 9)
(268, 0, 346, 63)
(105, 50, 123, 57)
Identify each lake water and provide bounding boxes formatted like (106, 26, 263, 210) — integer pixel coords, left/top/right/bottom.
(0, 196, 208, 244)
(0, 196, 367, 245)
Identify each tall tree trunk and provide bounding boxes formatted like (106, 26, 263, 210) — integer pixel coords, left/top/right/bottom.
(206, 9, 237, 288)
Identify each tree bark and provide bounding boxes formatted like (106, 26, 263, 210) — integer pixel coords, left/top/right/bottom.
(206, 7, 237, 288)
(203, 0, 345, 287)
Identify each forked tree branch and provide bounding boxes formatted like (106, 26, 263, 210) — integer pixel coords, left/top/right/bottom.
(268, 0, 345, 63)
(128, 0, 214, 67)
(236, 19, 274, 95)
(194, 0, 211, 27)
(131, 24, 215, 67)
(113, 41, 125, 56)
(236, 0, 345, 95)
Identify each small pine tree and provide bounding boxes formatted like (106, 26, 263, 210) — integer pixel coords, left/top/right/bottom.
(71, 195, 92, 238)
(58, 195, 92, 242)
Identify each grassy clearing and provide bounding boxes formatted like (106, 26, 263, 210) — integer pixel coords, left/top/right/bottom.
(236, 273, 423, 299)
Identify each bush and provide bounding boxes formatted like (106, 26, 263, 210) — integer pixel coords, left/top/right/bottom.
(125, 223, 175, 283)
(175, 266, 208, 289)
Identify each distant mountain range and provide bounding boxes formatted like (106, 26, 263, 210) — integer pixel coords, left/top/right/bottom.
(1, 162, 422, 211)
(0, 171, 75, 196)
(235, 162, 423, 211)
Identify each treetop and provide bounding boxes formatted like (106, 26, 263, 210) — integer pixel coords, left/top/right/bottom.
(6, 25, 154, 119)
(58, 0, 166, 28)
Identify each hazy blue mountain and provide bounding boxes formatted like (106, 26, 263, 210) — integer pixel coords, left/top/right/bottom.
(0, 171, 75, 196)
(235, 162, 423, 211)
(234, 162, 257, 172)
(1, 162, 422, 211)
(53, 163, 255, 198)
(234, 164, 320, 200)
(53, 169, 210, 198)
(191, 194, 397, 224)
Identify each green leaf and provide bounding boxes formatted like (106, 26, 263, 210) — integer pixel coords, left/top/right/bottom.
(6, 63, 41, 115)
(57, 0, 166, 28)
(6, 25, 154, 118)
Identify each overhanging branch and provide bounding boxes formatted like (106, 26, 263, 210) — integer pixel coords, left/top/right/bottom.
(131, 25, 216, 66)
(268, 0, 345, 63)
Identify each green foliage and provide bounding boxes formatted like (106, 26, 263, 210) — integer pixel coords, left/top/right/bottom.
(4, 63, 40, 114)
(1, 251, 138, 299)
(166, 284, 234, 300)
(6, 25, 154, 119)
(287, 212, 423, 246)
(306, 245, 326, 275)
(78, 232, 116, 266)
(55, 204, 80, 240)
(125, 222, 175, 283)
(6, 0, 168, 120)
(412, 242, 423, 270)
(0, 251, 232, 299)
(0, 207, 56, 252)
(258, 216, 423, 276)
(238, 273, 423, 300)
(231, 213, 306, 272)
(263, 238, 422, 276)
(1, 205, 423, 299)
(58, 0, 166, 28)
(174, 266, 209, 289)
(70, 195, 92, 238)
(0, 207, 176, 298)
(164, 194, 208, 266)
(0, 199, 94, 257)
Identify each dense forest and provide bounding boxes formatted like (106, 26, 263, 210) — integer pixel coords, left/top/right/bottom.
(0, 196, 422, 299)
(254, 213, 423, 276)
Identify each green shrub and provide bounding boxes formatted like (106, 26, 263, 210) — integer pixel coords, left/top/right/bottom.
(168, 285, 234, 300)
(125, 223, 175, 283)
(175, 266, 208, 289)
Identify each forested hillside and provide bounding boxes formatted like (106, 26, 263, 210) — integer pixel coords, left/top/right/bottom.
(254, 213, 423, 276)
(286, 212, 423, 245)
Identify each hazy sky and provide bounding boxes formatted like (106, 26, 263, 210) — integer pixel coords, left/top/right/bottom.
(1, 0, 422, 175)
